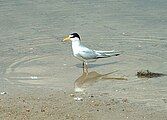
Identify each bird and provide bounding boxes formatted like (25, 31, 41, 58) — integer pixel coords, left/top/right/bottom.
(63, 33, 120, 72)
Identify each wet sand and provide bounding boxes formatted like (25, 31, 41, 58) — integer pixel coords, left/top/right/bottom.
(0, 0, 167, 119)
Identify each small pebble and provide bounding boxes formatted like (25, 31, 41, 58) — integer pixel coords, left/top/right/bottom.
(70, 94, 75, 97)
(122, 32, 129, 36)
(26, 109, 30, 112)
(29, 48, 34, 50)
(122, 32, 126, 35)
(74, 97, 83, 101)
(41, 109, 45, 112)
(1, 92, 7, 95)
(138, 45, 142, 48)
(30, 76, 38, 80)
(63, 64, 67, 66)
(122, 98, 128, 103)
(89, 95, 94, 98)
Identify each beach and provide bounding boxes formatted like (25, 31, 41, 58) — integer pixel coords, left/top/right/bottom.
(0, 0, 167, 119)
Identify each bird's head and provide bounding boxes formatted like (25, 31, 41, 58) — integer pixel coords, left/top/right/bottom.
(63, 33, 80, 42)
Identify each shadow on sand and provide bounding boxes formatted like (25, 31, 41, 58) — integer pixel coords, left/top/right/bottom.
(75, 61, 118, 68)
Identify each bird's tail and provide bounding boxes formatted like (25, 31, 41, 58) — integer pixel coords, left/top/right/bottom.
(95, 50, 120, 58)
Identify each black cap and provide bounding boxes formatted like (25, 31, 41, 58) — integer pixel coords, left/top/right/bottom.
(70, 33, 80, 39)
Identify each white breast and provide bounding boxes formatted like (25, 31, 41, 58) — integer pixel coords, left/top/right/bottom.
(71, 40, 86, 61)
(72, 40, 81, 55)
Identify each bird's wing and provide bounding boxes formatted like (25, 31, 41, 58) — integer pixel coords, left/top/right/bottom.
(95, 50, 120, 58)
(78, 49, 98, 60)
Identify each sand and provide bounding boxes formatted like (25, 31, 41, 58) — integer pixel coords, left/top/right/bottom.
(0, 0, 167, 119)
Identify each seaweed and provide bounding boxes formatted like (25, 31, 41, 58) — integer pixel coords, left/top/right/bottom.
(136, 70, 166, 78)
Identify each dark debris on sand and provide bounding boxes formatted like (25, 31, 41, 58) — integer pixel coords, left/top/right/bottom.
(136, 70, 166, 78)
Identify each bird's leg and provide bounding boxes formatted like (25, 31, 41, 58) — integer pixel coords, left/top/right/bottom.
(84, 62, 88, 74)
(82, 62, 85, 72)
(83, 61, 88, 74)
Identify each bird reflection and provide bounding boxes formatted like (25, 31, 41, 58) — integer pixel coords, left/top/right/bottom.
(74, 68, 127, 92)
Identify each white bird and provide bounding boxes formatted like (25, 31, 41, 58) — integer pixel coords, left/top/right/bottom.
(63, 33, 120, 72)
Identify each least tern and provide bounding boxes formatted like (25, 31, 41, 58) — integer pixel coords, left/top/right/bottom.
(63, 33, 120, 72)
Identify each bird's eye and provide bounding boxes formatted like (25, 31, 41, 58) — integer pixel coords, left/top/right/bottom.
(69, 35, 74, 38)
(70, 35, 75, 38)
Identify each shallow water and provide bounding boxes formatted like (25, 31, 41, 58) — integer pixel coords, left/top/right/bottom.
(0, 0, 167, 110)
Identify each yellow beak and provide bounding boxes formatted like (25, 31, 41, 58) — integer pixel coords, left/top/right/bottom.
(63, 36, 71, 42)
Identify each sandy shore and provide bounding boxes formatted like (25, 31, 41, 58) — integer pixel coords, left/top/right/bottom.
(0, 0, 167, 119)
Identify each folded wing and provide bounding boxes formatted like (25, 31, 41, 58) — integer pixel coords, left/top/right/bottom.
(95, 50, 120, 58)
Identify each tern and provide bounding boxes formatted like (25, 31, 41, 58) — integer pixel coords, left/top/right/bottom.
(63, 33, 120, 72)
